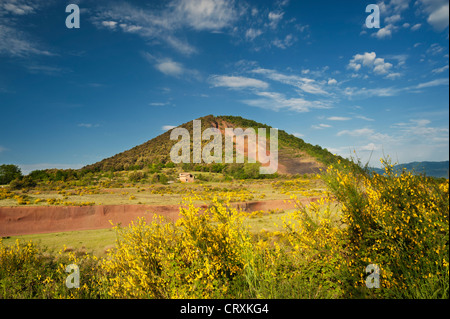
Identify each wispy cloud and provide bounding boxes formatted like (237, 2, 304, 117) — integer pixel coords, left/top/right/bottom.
(327, 116, 351, 121)
(149, 102, 170, 106)
(0, 25, 53, 57)
(372, 24, 395, 39)
(343, 86, 401, 97)
(251, 68, 330, 95)
(271, 34, 296, 49)
(78, 123, 100, 128)
(93, 0, 239, 55)
(143, 52, 200, 79)
(242, 91, 331, 113)
(245, 28, 263, 41)
(2, 1, 34, 15)
(432, 64, 449, 73)
(355, 115, 375, 122)
(209, 75, 269, 89)
(25, 64, 66, 75)
(337, 128, 375, 137)
(415, 78, 449, 89)
(268, 11, 284, 29)
(391, 118, 449, 143)
(311, 123, 332, 129)
(0, 1, 53, 57)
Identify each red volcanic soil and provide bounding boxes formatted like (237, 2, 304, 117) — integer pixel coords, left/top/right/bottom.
(0, 198, 319, 237)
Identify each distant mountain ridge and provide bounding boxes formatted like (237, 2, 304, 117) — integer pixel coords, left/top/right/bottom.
(82, 115, 352, 175)
(371, 161, 449, 178)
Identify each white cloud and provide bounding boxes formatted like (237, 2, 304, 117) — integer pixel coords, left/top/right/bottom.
(93, 0, 238, 55)
(292, 132, 304, 138)
(143, 53, 199, 79)
(372, 24, 393, 39)
(245, 28, 262, 41)
(359, 142, 381, 151)
(156, 60, 185, 77)
(337, 128, 375, 137)
(78, 123, 99, 128)
(392, 118, 449, 143)
(355, 115, 375, 121)
(0, 145, 7, 153)
(0, 23, 53, 58)
(327, 116, 351, 121)
(410, 23, 422, 31)
(162, 125, 176, 131)
(268, 11, 284, 28)
(427, 43, 445, 56)
(149, 102, 170, 106)
(241, 91, 331, 113)
(417, 0, 449, 31)
(378, 0, 410, 16)
(209, 75, 269, 89)
(415, 78, 449, 89)
(348, 52, 394, 75)
(3, 2, 34, 15)
(252, 68, 330, 95)
(373, 58, 393, 74)
(174, 0, 238, 31)
(101, 21, 117, 29)
(385, 72, 402, 79)
(344, 86, 401, 97)
(385, 14, 402, 24)
(327, 78, 337, 85)
(311, 123, 332, 129)
(427, 3, 449, 31)
(165, 36, 197, 56)
(271, 34, 296, 49)
(432, 64, 449, 73)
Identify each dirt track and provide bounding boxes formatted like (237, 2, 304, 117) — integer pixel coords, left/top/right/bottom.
(0, 198, 319, 237)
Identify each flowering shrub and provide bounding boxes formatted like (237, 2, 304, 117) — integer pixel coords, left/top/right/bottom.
(323, 159, 449, 298)
(100, 198, 253, 298)
(0, 239, 106, 298)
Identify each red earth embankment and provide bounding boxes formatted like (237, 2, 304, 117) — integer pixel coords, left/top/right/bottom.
(0, 198, 319, 237)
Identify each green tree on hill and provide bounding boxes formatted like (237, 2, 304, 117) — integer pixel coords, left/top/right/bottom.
(0, 164, 22, 185)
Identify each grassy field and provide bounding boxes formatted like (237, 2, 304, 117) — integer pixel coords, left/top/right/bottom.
(2, 207, 299, 256)
(2, 228, 118, 256)
(0, 170, 326, 207)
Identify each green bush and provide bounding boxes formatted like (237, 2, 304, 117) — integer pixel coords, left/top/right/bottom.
(0, 164, 22, 185)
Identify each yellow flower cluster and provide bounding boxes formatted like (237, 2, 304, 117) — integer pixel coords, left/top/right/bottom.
(187, 186, 255, 203)
(272, 177, 325, 197)
(45, 198, 95, 206)
(0, 187, 15, 200)
(101, 197, 253, 298)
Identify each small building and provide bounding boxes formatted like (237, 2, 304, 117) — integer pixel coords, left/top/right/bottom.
(179, 173, 195, 183)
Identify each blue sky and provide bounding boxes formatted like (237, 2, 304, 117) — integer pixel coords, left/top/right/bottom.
(0, 0, 448, 173)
